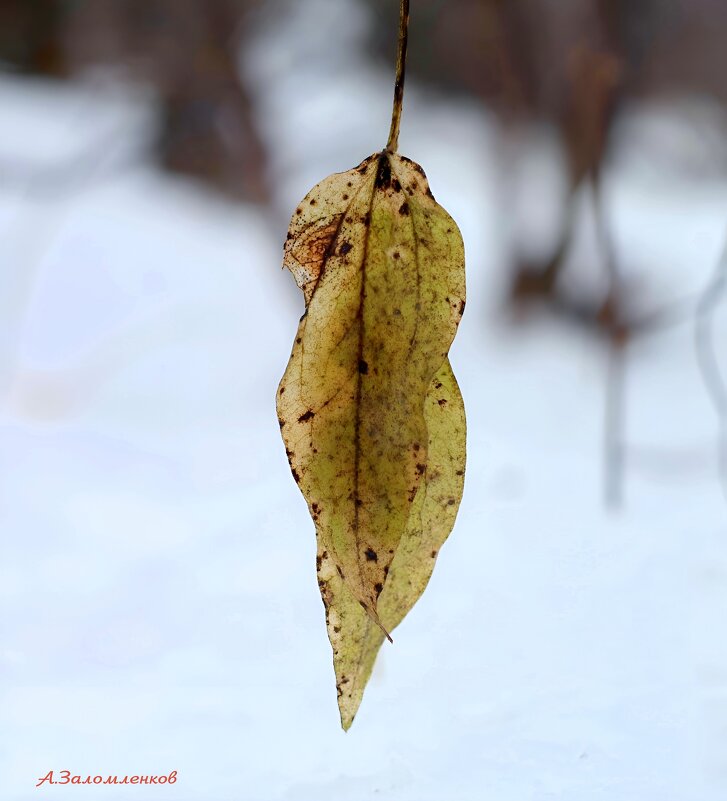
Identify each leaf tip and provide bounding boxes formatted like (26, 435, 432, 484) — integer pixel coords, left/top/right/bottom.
(338, 688, 363, 732)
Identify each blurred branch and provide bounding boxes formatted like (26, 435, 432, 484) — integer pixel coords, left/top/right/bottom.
(604, 334, 626, 508)
(0, 128, 150, 199)
(0, 0, 270, 202)
(593, 178, 627, 509)
(695, 240, 727, 502)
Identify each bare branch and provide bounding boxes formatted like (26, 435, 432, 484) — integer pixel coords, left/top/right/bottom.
(695, 239, 727, 502)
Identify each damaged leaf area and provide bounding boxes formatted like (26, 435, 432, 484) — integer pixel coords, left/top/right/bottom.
(277, 150, 466, 728)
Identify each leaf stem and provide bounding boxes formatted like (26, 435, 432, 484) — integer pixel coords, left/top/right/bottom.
(386, 0, 410, 153)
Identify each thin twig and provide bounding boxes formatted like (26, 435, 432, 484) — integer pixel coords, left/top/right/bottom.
(695, 240, 727, 502)
(592, 174, 627, 508)
(604, 339, 626, 508)
(591, 173, 619, 290)
(386, 0, 410, 153)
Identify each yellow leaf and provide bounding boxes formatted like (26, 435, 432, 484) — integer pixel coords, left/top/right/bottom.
(277, 150, 466, 726)
(320, 358, 465, 729)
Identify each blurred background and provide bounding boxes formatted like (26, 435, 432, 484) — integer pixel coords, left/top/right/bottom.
(1, 1, 726, 799)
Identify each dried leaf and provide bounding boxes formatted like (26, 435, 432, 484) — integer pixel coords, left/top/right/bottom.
(319, 358, 465, 728)
(277, 150, 466, 726)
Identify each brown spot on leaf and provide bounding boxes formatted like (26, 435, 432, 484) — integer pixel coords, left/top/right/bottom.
(287, 215, 345, 302)
(358, 360, 369, 375)
(399, 202, 410, 216)
(298, 409, 315, 423)
(365, 548, 378, 562)
(375, 154, 392, 189)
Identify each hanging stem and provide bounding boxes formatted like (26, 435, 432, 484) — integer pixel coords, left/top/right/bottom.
(386, 0, 410, 153)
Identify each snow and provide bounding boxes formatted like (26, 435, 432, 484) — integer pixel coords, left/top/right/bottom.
(1, 2, 727, 799)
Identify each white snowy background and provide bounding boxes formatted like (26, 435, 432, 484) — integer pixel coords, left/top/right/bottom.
(2, 1, 727, 799)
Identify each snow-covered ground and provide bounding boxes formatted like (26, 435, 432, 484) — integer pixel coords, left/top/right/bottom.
(2, 2, 727, 799)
